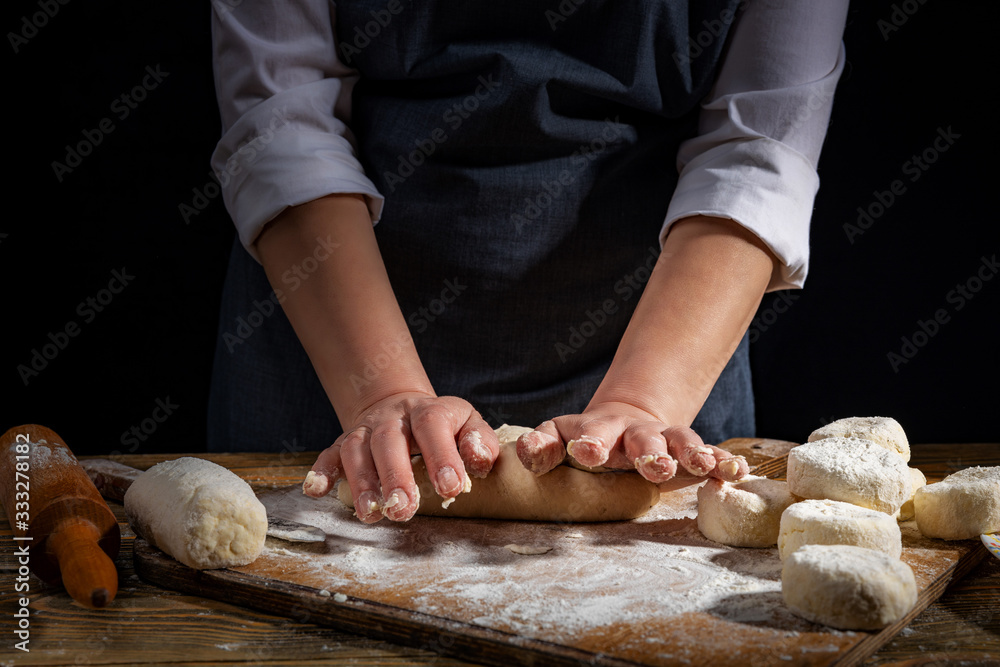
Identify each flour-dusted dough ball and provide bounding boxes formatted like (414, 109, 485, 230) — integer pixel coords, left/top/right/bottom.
(125, 457, 267, 570)
(914, 466, 1000, 540)
(778, 499, 902, 561)
(787, 438, 910, 515)
(898, 467, 927, 522)
(696, 476, 797, 547)
(782, 544, 917, 630)
(337, 425, 660, 522)
(808, 416, 910, 462)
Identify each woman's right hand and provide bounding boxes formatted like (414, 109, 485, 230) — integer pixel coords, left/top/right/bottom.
(302, 392, 499, 523)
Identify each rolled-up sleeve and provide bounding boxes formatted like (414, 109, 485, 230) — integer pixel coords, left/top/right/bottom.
(663, 0, 849, 290)
(210, 0, 384, 262)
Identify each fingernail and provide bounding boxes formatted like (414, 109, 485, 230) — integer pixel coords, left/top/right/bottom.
(634, 454, 677, 481)
(567, 435, 606, 466)
(381, 487, 411, 519)
(302, 470, 329, 496)
(436, 466, 461, 495)
(356, 491, 381, 521)
(462, 432, 492, 478)
(718, 457, 747, 480)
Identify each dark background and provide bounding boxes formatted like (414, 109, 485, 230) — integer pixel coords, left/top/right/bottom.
(4, 1, 996, 455)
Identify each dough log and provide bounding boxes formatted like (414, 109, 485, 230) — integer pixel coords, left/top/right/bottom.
(124, 457, 267, 569)
(336, 425, 660, 522)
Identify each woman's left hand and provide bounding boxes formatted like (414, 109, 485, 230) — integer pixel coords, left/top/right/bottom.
(515, 400, 748, 483)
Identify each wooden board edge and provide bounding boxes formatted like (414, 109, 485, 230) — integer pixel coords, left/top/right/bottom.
(831, 540, 989, 667)
(132, 540, 646, 667)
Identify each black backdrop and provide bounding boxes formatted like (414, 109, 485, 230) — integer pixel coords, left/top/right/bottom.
(4, 1, 996, 455)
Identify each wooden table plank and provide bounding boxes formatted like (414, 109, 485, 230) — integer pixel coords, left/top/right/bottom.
(0, 442, 996, 665)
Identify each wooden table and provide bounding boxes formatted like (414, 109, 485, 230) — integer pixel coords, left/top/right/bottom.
(1, 443, 997, 665)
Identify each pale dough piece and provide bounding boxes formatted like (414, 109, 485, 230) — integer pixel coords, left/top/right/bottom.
(808, 416, 910, 462)
(782, 544, 917, 630)
(914, 466, 1000, 540)
(898, 467, 927, 522)
(696, 476, 797, 548)
(124, 457, 267, 570)
(778, 499, 902, 561)
(336, 425, 660, 522)
(787, 437, 910, 515)
(505, 544, 553, 555)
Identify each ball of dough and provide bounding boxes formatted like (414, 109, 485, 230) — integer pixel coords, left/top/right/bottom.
(125, 457, 267, 570)
(782, 544, 917, 630)
(808, 416, 910, 462)
(696, 476, 797, 547)
(914, 466, 1000, 540)
(336, 425, 660, 522)
(898, 467, 927, 522)
(778, 499, 902, 561)
(787, 438, 910, 515)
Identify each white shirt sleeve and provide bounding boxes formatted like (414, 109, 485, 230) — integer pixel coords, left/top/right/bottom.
(662, 0, 849, 291)
(210, 0, 383, 262)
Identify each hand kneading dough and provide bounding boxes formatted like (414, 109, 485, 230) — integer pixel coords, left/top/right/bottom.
(914, 466, 1000, 540)
(696, 476, 797, 547)
(336, 425, 660, 522)
(782, 544, 917, 630)
(787, 438, 910, 515)
(898, 467, 926, 522)
(124, 457, 267, 570)
(808, 416, 910, 462)
(778, 499, 902, 561)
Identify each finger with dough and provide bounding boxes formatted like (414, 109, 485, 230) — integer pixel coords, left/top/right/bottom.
(516, 421, 566, 474)
(457, 414, 500, 478)
(303, 439, 345, 498)
(622, 423, 677, 482)
(369, 418, 424, 522)
(664, 426, 717, 476)
(408, 401, 473, 504)
(339, 426, 386, 523)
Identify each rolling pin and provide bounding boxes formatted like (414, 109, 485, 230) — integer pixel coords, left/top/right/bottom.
(0, 424, 120, 608)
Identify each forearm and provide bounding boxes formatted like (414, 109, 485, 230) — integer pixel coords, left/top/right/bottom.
(591, 215, 777, 426)
(256, 194, 433, 427)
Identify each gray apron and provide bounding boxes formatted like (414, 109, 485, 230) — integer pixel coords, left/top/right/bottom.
(208, 0, 754, 452)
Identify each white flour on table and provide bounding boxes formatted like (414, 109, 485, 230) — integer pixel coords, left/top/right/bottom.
(256, 483, 831, 651)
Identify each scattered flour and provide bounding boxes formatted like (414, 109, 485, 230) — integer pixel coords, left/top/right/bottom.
(254, 483, 864, 663)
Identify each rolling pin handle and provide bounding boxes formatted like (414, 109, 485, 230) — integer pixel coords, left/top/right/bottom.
(46, 518, 119, 608)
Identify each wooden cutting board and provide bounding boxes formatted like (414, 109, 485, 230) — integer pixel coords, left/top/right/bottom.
(133, 442, 987, 667)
